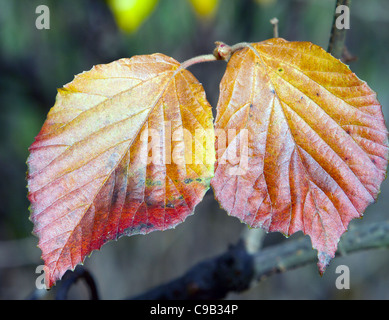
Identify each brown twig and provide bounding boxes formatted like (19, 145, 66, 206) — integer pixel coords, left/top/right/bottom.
(128, 219, 389, 300)
(270, 17, 279, 38)
(55, 266, 99, 300)
(328, 0, 352, 58)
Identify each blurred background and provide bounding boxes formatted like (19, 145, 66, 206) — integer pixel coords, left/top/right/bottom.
(0, 0, 389, 300)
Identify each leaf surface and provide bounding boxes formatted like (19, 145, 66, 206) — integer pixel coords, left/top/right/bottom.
(212, 38, 388, 272)
(27, 54, 215, 287)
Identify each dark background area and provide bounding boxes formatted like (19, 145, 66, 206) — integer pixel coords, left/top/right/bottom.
(0, 0, 388, 299)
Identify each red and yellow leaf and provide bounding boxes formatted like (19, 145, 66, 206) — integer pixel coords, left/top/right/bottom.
(212, 38, 388, 272)
(27, 54, 215, 287)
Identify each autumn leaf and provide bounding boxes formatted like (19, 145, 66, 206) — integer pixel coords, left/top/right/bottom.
(27, 54, 215, 287)
(212, 38, 388, 272)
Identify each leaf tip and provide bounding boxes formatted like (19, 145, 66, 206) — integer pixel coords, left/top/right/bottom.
(317, 251, 334, 275)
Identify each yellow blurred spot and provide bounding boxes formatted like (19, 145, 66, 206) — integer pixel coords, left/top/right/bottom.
(107, 0, 159, 33)
(189, 0, 219, 19)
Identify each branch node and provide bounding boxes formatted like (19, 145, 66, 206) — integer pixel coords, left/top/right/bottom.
(213, 41, 233, 61)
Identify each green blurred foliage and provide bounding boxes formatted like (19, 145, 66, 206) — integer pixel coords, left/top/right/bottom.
(0, 0, 389, 299)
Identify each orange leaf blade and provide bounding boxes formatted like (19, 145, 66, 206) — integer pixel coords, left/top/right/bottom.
(212, 38, 388, 272)
(28, 54, 215, 287)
